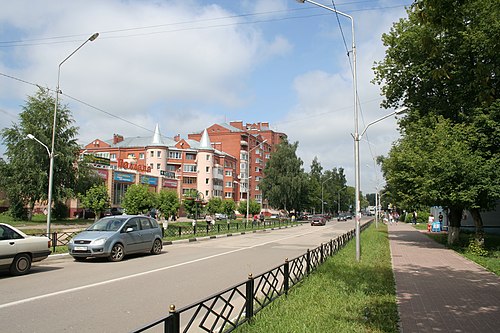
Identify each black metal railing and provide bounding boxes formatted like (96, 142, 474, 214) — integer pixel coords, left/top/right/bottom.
(163, 219, 297, 239)
(31, 231, 80, 252)
(132, 222, 371, 333)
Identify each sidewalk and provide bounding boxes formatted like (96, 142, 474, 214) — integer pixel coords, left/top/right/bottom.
(388, 222, 500, 333)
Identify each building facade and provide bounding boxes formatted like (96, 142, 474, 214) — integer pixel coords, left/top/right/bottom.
(77, 121, 285, 213)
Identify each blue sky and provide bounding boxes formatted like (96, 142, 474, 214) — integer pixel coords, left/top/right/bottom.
(0, 0, 411, 193)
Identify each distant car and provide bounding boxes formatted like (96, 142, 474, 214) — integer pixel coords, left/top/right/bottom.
(68, 215, 163, 262)
(337, 214, 348, 221)
(0, 223, 51, 275)
(215, 213, 227, 220)
(75, 209, 97, 219)
(310, 215, 326, 226)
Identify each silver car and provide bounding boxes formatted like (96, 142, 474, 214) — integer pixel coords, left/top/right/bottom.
(68, 215, 163, 262)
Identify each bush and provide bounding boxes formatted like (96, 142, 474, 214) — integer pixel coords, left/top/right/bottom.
(52, 201, 69, 219)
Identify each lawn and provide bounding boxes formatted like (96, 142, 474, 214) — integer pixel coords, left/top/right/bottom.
(236, 223, 399, 333)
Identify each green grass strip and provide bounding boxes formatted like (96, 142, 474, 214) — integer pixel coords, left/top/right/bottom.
(236, 223, 398, 333)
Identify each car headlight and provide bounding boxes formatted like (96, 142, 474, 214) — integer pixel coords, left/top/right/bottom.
(91, 238, 108, 246)
(69, 238, 74, 244)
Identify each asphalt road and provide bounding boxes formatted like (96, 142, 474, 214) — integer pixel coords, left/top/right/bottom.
(0, 219, 364, 332)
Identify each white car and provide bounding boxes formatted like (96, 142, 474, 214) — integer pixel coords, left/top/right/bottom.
(0, 223, 51, 275)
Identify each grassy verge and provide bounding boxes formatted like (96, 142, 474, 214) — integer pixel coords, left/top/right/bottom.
(413, 224, 500, 275)
(236, 223, 398, 333)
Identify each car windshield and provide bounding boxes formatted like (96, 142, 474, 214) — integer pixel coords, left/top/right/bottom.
(87, 218, 126, 231)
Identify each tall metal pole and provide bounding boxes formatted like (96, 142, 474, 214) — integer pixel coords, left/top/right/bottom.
(47, 32, 98, 235)
(321, 176, 332, 215)
(245, 139, 267, 223)
(297, 0, 360, 260)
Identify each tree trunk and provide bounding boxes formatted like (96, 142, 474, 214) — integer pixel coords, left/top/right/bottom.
(27, 201, 34, 221)
(469, 208, 485, 247)
(447, 206, 462, 245)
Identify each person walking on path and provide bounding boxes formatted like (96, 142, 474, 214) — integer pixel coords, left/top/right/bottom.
(388, 222, 500, 332)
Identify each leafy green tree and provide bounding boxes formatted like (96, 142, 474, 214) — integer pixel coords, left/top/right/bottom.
(206, 197, 223, 215)
(222, 199, 236, 220)
(182, 189, 203, 219)
(121, 184, 157, 215)
(237, 200, 261, 218)
(373, 0, 500, 244)
(157, 189, 180, 220)
(260, 139, 310, 213)
(0, 87, 100, 220)
(79, 184, 110, 221)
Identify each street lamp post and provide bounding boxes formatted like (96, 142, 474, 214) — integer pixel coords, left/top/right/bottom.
(244, 139, 267, 223)
(46, 32, 98, 235)
(297, 0, 361, 260)
(321, 176, 333, 215)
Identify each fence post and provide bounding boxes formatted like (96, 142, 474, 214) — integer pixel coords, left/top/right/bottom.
(218, 224, 220, 233)
(206, 225, 209, 235)
(246, 274, 254, 320)
(320, 243, 324, 263)
(178, 227, 181, 238)
(284, 258, 290, 295)
(193, 225, 196, 235)
(52, 232, 57, 252)
(306, 249, 310, 275)
(166, 304, 180, 333)
(330, 239, 333, 256)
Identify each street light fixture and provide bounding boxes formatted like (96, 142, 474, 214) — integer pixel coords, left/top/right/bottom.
(46, 32, 98, 235)
(321, 176, 333, 215)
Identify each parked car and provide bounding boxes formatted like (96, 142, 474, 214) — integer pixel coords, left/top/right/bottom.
(0, 223, 51, 275)
(215, 213, 227, 220)
(75, 209, 97, 219)
(310, 215, 326, 226)
(68, 215, 163, 262)
(103, 207, 124, 216)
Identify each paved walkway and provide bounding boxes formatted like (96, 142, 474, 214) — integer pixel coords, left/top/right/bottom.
(388, 222, 500, 333)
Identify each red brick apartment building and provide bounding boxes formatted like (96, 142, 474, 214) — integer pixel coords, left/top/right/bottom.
(75, 121, 286, 214)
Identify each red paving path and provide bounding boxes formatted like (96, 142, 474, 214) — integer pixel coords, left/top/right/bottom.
(388, 223, 500, 332)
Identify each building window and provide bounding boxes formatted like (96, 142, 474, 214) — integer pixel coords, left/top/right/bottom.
(110, 153, 117, 161)
(225, 182, 233, 188)
(225, 192, 232, 198)
(139, 153, 145, 159)
(157, 151, 161, 158)
(150, 163, 153, 169)
(206, 166, 210, 173)
(157, 163, 161, 170)
(183, 164, 197, 172)
(186, 154, 196, 160)
(225, 170, 232, 176)
(169, 151, 182, 159)
(206, 190, 209, 197)
(206, 178, 209, 184)
(112, 182, 130, 205)
(151, 151, 154, 157)
(127, 153, 135, 159)
(206, 155, 210, 161)
(183, 177, 196, 184)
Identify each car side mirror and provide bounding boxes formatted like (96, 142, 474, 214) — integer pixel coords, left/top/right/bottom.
(125, 227, 134, 233)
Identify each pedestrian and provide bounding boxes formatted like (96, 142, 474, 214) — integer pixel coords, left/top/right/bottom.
(253, 214, 258, 225)
(259, 213, 265, 225)
(412, 211, 418, 225)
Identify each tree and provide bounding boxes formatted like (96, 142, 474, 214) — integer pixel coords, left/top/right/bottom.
(0, 87, 100, 220)
(237, 200, 261, 219)
(373, 0, 500, 244)
(79, 184, 110, 221)
(121, 184, 157, 215)
(260, 139, 310, 213)
(206, 197, 223, 216)
(222, 199, 236, 220)
(157, 189, 180, 220)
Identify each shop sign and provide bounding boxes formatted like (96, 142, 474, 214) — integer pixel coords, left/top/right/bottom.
(84, 154, 110, 166)
(117, 159, 152, 173)
(162, 179, 178, 189)
(140, 175, 158, 186)
(95, 169, 108, 180)
(114, 172, 135, 183)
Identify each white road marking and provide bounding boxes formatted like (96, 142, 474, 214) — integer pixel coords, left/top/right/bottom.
(0, 228, 326, 309)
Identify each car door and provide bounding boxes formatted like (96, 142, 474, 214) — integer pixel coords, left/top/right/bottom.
(120, 218, 142, 253)
(138, 217, 154, 251)
(0, 225, 18, 269)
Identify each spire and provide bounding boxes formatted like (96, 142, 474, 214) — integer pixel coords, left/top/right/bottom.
(199, 129, 212, 149)
(152, 123, 162, 144)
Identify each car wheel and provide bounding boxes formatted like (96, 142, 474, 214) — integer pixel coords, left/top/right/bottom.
(10, 253, 32, 276)
(151, 239, 162, 255)
(108, 243, 125, 262)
